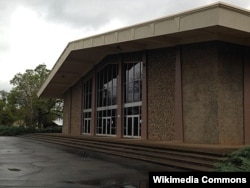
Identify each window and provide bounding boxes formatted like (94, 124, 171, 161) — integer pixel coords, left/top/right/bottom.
(84, 79, 92, 109)
(82, 79, 92, 134)
(123, 61, 143, 138)
(96, 64, 118, 136)
(97, 64, 118, 107)
(123, 61, 143, 103)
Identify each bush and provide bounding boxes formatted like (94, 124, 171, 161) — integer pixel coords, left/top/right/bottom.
(215, 146, 250, 172)
(36, 126, 62, 133)
(0, 125, 62, 136)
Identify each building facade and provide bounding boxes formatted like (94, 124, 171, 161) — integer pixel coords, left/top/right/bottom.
(38, 3, 250, 145)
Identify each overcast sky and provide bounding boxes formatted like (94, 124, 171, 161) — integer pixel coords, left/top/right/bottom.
(1, 0, 250, 91)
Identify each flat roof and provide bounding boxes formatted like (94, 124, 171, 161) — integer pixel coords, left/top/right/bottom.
(38, 2, 250, 98)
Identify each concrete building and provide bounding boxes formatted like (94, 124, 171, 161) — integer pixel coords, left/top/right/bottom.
(38, 3, 250, 145)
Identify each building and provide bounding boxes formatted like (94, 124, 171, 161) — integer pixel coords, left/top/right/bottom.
(38, 3, 250, 145)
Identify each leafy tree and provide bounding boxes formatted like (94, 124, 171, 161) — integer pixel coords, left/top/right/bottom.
(0, 90, 14, 125)
(8, 64, 63, 128)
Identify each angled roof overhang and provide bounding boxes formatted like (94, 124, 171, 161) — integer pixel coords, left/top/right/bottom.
(38, 2, 250, 98)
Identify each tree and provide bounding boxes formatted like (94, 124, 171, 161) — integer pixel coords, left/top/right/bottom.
(0, 90, 15, 125)
(9, 64, 63, 128)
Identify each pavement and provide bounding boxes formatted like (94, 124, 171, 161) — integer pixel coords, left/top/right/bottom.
(0, 136, 181, 188)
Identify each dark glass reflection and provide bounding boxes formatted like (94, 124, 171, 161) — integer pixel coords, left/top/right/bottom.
(123, 62, 143, 103)
(97, 64, 118, 107)
(82, 79, 92, 134)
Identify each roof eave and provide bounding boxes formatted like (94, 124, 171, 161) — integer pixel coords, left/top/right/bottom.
(37, 2, 250, 98)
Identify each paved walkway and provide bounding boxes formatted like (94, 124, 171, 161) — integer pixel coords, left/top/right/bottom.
(0, 136, 180, 188)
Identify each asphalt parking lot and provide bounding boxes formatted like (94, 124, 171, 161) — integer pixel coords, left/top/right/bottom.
(0, 136, 181, 188)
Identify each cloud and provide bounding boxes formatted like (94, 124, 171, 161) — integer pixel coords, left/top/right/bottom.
(18, 0, 209, 29)
(0, 5, 85, 88)
(4, 0, 250, 32)
(0, 0, 250, 92)
(0, 80, 12, 92)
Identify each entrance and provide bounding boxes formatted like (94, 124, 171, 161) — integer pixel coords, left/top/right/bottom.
(124, 115, 140, 138)
(82, 118, 91, 134)
(102, 117, 112, 135)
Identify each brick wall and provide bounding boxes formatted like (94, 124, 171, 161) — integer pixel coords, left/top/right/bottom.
(70, 81, 83, 135)
(217, 42, 243, 144)
(182, 41, 244, 144)
(147, 47, 176, 141)
(62, 89, 71, 134)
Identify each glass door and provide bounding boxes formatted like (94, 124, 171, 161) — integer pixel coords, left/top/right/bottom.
(102, 117, 112, 135)
(124, 115, 140, 137)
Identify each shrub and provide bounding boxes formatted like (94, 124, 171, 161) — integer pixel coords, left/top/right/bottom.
(0, 125, 62, 136)
(215, 146, 250, 172)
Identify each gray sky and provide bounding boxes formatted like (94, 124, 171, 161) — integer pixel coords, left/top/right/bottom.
(1, 0, 250, 91)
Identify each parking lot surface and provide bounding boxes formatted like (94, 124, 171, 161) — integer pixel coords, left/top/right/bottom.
(0, 136, 180, 188)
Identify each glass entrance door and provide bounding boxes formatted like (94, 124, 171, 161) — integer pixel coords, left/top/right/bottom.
(83, 118, 91, 134)
(124, 115, 140, 138)
(102, 117, 112, 135)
